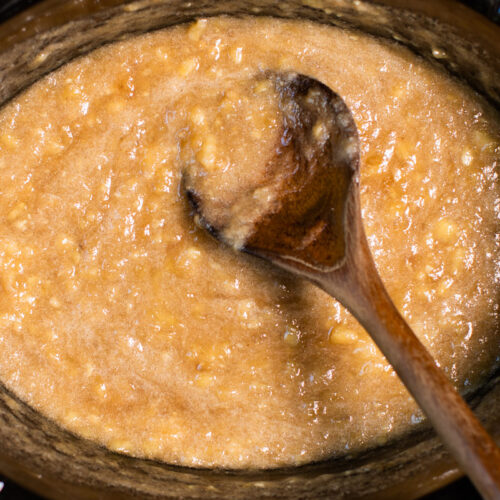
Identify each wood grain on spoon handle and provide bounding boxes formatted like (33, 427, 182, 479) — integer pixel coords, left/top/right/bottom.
(316, 238, 500, 500)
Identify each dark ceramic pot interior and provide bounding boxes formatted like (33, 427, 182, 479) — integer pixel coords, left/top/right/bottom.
(0, 1, 498, 499)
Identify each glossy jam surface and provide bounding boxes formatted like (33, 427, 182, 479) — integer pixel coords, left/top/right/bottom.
(0, 17, 498, 468)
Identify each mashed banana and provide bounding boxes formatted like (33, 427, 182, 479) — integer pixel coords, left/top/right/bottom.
(0, 17, 498, 468)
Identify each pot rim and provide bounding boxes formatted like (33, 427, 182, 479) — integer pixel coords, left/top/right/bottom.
(0, 1, 498, 499)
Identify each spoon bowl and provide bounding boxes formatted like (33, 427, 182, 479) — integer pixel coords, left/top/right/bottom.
(185, 73, 358, 271)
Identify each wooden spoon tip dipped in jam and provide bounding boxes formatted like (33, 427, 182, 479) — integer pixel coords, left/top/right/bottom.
(184, 72, 358, 272)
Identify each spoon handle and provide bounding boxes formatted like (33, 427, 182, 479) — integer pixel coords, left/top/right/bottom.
(316, 248, 500, 500)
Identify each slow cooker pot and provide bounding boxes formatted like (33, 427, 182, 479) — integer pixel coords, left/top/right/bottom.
(0, 1, 498, 498)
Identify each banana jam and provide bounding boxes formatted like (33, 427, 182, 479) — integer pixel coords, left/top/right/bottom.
(0, 17, 498, 468)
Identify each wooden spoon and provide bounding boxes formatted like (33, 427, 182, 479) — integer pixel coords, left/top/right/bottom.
(183, 73, 500, 499)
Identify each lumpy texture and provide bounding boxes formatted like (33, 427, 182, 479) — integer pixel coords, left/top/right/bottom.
(0, 17, 498, 469)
